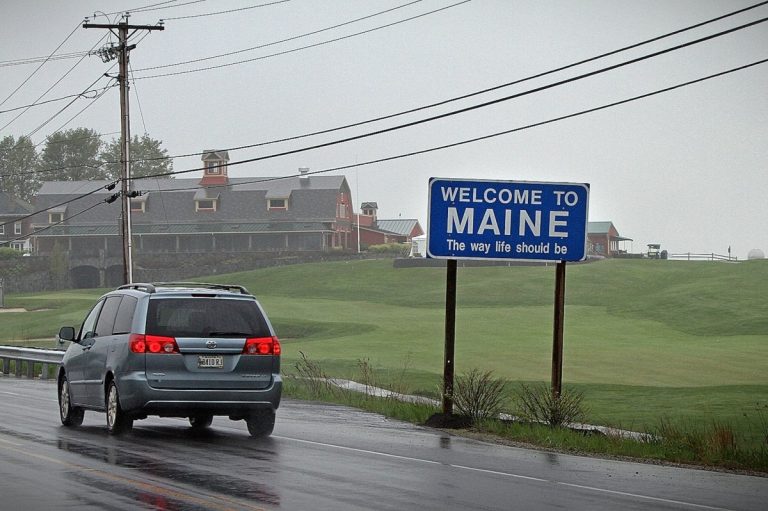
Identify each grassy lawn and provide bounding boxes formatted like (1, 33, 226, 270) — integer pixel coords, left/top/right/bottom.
(2, 258, 767, 456)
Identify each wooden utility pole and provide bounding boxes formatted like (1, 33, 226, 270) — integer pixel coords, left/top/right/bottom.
(83, 18, 163, 284)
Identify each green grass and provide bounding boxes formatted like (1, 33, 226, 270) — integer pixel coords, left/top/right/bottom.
(2, 258, 767, 466)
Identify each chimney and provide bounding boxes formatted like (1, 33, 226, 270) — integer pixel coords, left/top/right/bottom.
(299, 167, 310, 185)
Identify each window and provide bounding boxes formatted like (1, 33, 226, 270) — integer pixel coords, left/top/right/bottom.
(338, 203, 347, 218)
(196, 199, 217, 212)
(268, 198, 287, 210)
(130, 199, 145, 213)
(206, 161, 222, 175)
(14, 222, 22, 235)
(49, 212, 64, 224)
(0, 224, 4, 235)
(79, 300, 105, 340)
(113, 296, 137, 334)
(95, 296, 123, 337)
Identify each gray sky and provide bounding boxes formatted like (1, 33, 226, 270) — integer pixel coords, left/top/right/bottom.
(1, 0, 766, 258)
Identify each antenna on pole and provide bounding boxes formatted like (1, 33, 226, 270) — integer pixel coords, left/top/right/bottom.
(83, 16, 164, 285)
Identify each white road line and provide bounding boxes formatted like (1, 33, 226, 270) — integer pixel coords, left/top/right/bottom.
(275, 434, 739, 511)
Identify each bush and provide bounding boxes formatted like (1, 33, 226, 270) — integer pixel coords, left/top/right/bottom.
(514, 383, 587, 427)
(290, 351, 337, 399)
(453, 369, 506, 423)
(367, 243, 410, 257)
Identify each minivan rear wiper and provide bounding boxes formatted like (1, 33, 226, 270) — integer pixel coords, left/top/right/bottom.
(207, 331, 251, 338)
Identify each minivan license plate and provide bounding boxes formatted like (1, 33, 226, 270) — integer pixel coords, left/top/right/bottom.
(198, 355, 223, 368)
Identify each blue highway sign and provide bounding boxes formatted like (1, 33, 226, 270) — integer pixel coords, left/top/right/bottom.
(427, 178, 590, 262)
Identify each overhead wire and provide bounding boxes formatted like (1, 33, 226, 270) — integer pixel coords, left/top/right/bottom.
(0, 33, 109, 131)
(26, 71, 117, 138)
(135, 57, 768, 195)
(136, 0, 422, 72)
(161, 0, 290, 21)
(7, 2, 767, 179)
(0, 22, 82, 108)
(132, 0, 471, 79)
(0, 86, 115, 115)
(124, 15, 768, 180)
(112, 2, 768, 166)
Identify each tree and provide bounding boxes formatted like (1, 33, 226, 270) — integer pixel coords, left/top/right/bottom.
(0, 135, 40, 202)
(37, 128, 104, 181)
(99, 133, 173, 180)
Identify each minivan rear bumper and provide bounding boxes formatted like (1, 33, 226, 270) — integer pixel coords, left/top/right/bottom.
(116, 371, 282, 417)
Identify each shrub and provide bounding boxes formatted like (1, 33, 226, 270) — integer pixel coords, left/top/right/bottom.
(453, 369, 506, 423)
(291, 351, 337, 399)
(514, 383, 587, 427)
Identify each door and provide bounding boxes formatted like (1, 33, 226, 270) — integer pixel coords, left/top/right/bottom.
(66, 300, 104, 406)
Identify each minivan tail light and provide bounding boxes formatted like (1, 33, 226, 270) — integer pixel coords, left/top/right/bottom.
(130, 334, 179, 354)
(243, 336, 281, 356)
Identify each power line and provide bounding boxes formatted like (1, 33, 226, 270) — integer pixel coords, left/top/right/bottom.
(0, 85, 115, 115)
(0, 31, 109, 131)
(134, 57, 768, 195)
(161, 0, 290, 21)
(132, 0, 471, 79)
(0, 51, 91, 68)
(25, 73, 117, 138)
(126, 15, 768, 180)
(33, 130, 121, 149)
(9, 4, 767, 180)
(0, 22, 81, 108)
(119, 3, 768, 164)
(118, 0, 206, 15)
(135, 0, 422, 72)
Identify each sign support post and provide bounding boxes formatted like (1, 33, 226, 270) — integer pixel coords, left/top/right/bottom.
(551, 261, 566, 399)
(442, 259, 457, 415)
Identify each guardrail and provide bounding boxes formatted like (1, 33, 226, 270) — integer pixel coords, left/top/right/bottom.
(0, 346, 64, 380)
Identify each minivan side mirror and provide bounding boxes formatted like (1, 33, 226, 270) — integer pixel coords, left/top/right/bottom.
(58, 326, 76, 343)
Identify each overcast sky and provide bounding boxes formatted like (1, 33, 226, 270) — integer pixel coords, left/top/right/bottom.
(1, 0, 766, 258)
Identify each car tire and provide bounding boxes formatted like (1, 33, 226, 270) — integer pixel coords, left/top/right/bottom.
(106, 381, 133, 435)
(58, 375, 84, 427)
(246, 409, 275, 438)
(189, 414, 213, 429)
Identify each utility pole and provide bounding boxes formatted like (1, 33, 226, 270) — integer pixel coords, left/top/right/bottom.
(83, 17, 163, 284)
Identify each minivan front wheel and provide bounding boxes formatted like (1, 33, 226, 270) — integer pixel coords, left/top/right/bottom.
(59, 375, 84, 427)
(106, 381, 133, 435)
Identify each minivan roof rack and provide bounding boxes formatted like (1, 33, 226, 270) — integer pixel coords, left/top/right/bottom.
(117, 283, 156, 293)
(153, 282, 251, 295)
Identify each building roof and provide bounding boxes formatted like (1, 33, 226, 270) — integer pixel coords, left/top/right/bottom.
(376, 219, 421, 236)
(587, 221, 614, 234)
(0, 191, 33, 216)
(32, 176, 350, 230)
(361, 202, 378, 210)
(588, 221, 632, 241)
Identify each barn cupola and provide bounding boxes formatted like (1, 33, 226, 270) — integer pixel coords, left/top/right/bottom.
(200, 150, 230, 186)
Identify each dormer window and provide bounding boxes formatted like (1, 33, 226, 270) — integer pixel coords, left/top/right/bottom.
(196, 199, 217, 212)
(206, 161, 224, 175)
(194, 189, 219, 212)
(268, 198, 288, 211)
(131, 197, 147, 213)
(49, 212, 64, 224)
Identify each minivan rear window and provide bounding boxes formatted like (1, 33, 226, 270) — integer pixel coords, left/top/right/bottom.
(146, 298, 271, 338)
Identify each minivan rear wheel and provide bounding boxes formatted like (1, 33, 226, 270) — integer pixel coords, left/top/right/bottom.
(246, 409, 275, 438)
(106, 381, 133, 435)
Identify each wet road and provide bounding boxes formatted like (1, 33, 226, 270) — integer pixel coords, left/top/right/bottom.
(0, 378, 766, 511)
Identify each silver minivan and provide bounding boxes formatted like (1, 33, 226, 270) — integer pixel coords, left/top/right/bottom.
(57, 282, 282, 437)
